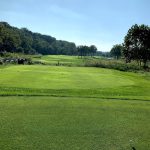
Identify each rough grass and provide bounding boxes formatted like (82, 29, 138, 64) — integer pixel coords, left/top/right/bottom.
(32, 55, 150, 71)
(84, 58, 142, 71)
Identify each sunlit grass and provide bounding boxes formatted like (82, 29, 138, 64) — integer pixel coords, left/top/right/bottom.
(0, 63, 150, 150)
(0, 65, 150, 100)
(0, 96, 150, 150)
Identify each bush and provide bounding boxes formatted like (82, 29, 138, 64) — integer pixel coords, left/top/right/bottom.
(84, 59, 142, 72)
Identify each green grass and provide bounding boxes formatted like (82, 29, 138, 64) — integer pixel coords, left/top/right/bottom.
(32, 55, 86, 66)
(0, 64, 150, 149)
(0, 65, 150, 100)
(32, 55, 150, 71)
(0, 96, 150, 150)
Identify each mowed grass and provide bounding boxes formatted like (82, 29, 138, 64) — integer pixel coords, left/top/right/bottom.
(0, 65, 150, 100)
(32, 55, 86, 66)
(0, 96, 150, 150)
(0, 64, 150, 150)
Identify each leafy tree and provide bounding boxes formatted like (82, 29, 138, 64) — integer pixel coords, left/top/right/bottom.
(77, 45, 89, 58)
(110, 44, 123, 59)
(0, 22, 99, 56)
(89, 45, 97, 57)
(77, 45, 97, 58)
(0, 22, 21, 53)
(77, 46, 84, 58)
(123, 24, 150, 67)
(0, 22, 78, 55)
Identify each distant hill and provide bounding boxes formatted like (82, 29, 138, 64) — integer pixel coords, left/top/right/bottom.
(0, 22, 77, 55)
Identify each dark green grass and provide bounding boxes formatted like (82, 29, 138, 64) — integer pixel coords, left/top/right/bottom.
(0, 96, 150, 150)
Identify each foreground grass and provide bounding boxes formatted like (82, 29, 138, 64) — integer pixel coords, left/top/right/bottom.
(0, 96, 150, 150)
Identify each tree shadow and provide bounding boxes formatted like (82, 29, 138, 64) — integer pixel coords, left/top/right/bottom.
(131, 147, 136, 150)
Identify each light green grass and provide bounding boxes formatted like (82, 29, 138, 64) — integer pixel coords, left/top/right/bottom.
(0, 65, 150, 100)
(32, 55, 144, 71)
(32, 55, 86, 66)
(0, 96, 150, 150)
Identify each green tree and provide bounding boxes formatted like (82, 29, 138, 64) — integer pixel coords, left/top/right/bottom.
(123, 24, 150, 67)
(0, 22, 98, 56)
(77, 45, 90, 58)
(110, 44, 123, 59)
(89, 45, 97, 57)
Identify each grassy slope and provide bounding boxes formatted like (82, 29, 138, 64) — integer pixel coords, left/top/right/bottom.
(0, 65, 150, 100)
(32, 55, 85, 66)
(0, 63, 150, 150)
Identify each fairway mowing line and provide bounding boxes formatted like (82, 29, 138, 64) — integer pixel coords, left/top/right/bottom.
(0, 95, 149, 102)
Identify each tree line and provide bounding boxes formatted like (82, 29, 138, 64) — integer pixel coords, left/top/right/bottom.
(0, 22, 97, 56)
(77, 45, 97, 58)
(1, 22, 149, 67)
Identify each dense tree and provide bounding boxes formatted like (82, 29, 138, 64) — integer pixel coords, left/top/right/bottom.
(123, 24, 150, 67)
(77, 45, 97, 58)
(89, 45, 97, 57)
(0, 22, 100, 57)
(0, 22, 21, 53)
(77, 46, 86, 58)
(110, 44, 123, 59)
(0, 22, 78, 55)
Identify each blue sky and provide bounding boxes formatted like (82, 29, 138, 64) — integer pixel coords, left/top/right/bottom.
(0, 0, 150, 51)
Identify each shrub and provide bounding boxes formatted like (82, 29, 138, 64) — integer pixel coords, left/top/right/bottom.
(84, 59, 142, 72)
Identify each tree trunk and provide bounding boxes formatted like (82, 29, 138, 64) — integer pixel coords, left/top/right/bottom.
(143, 60, 147, 68)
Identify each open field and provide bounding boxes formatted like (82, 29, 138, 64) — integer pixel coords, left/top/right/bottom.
(0, 64, 150, 150)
